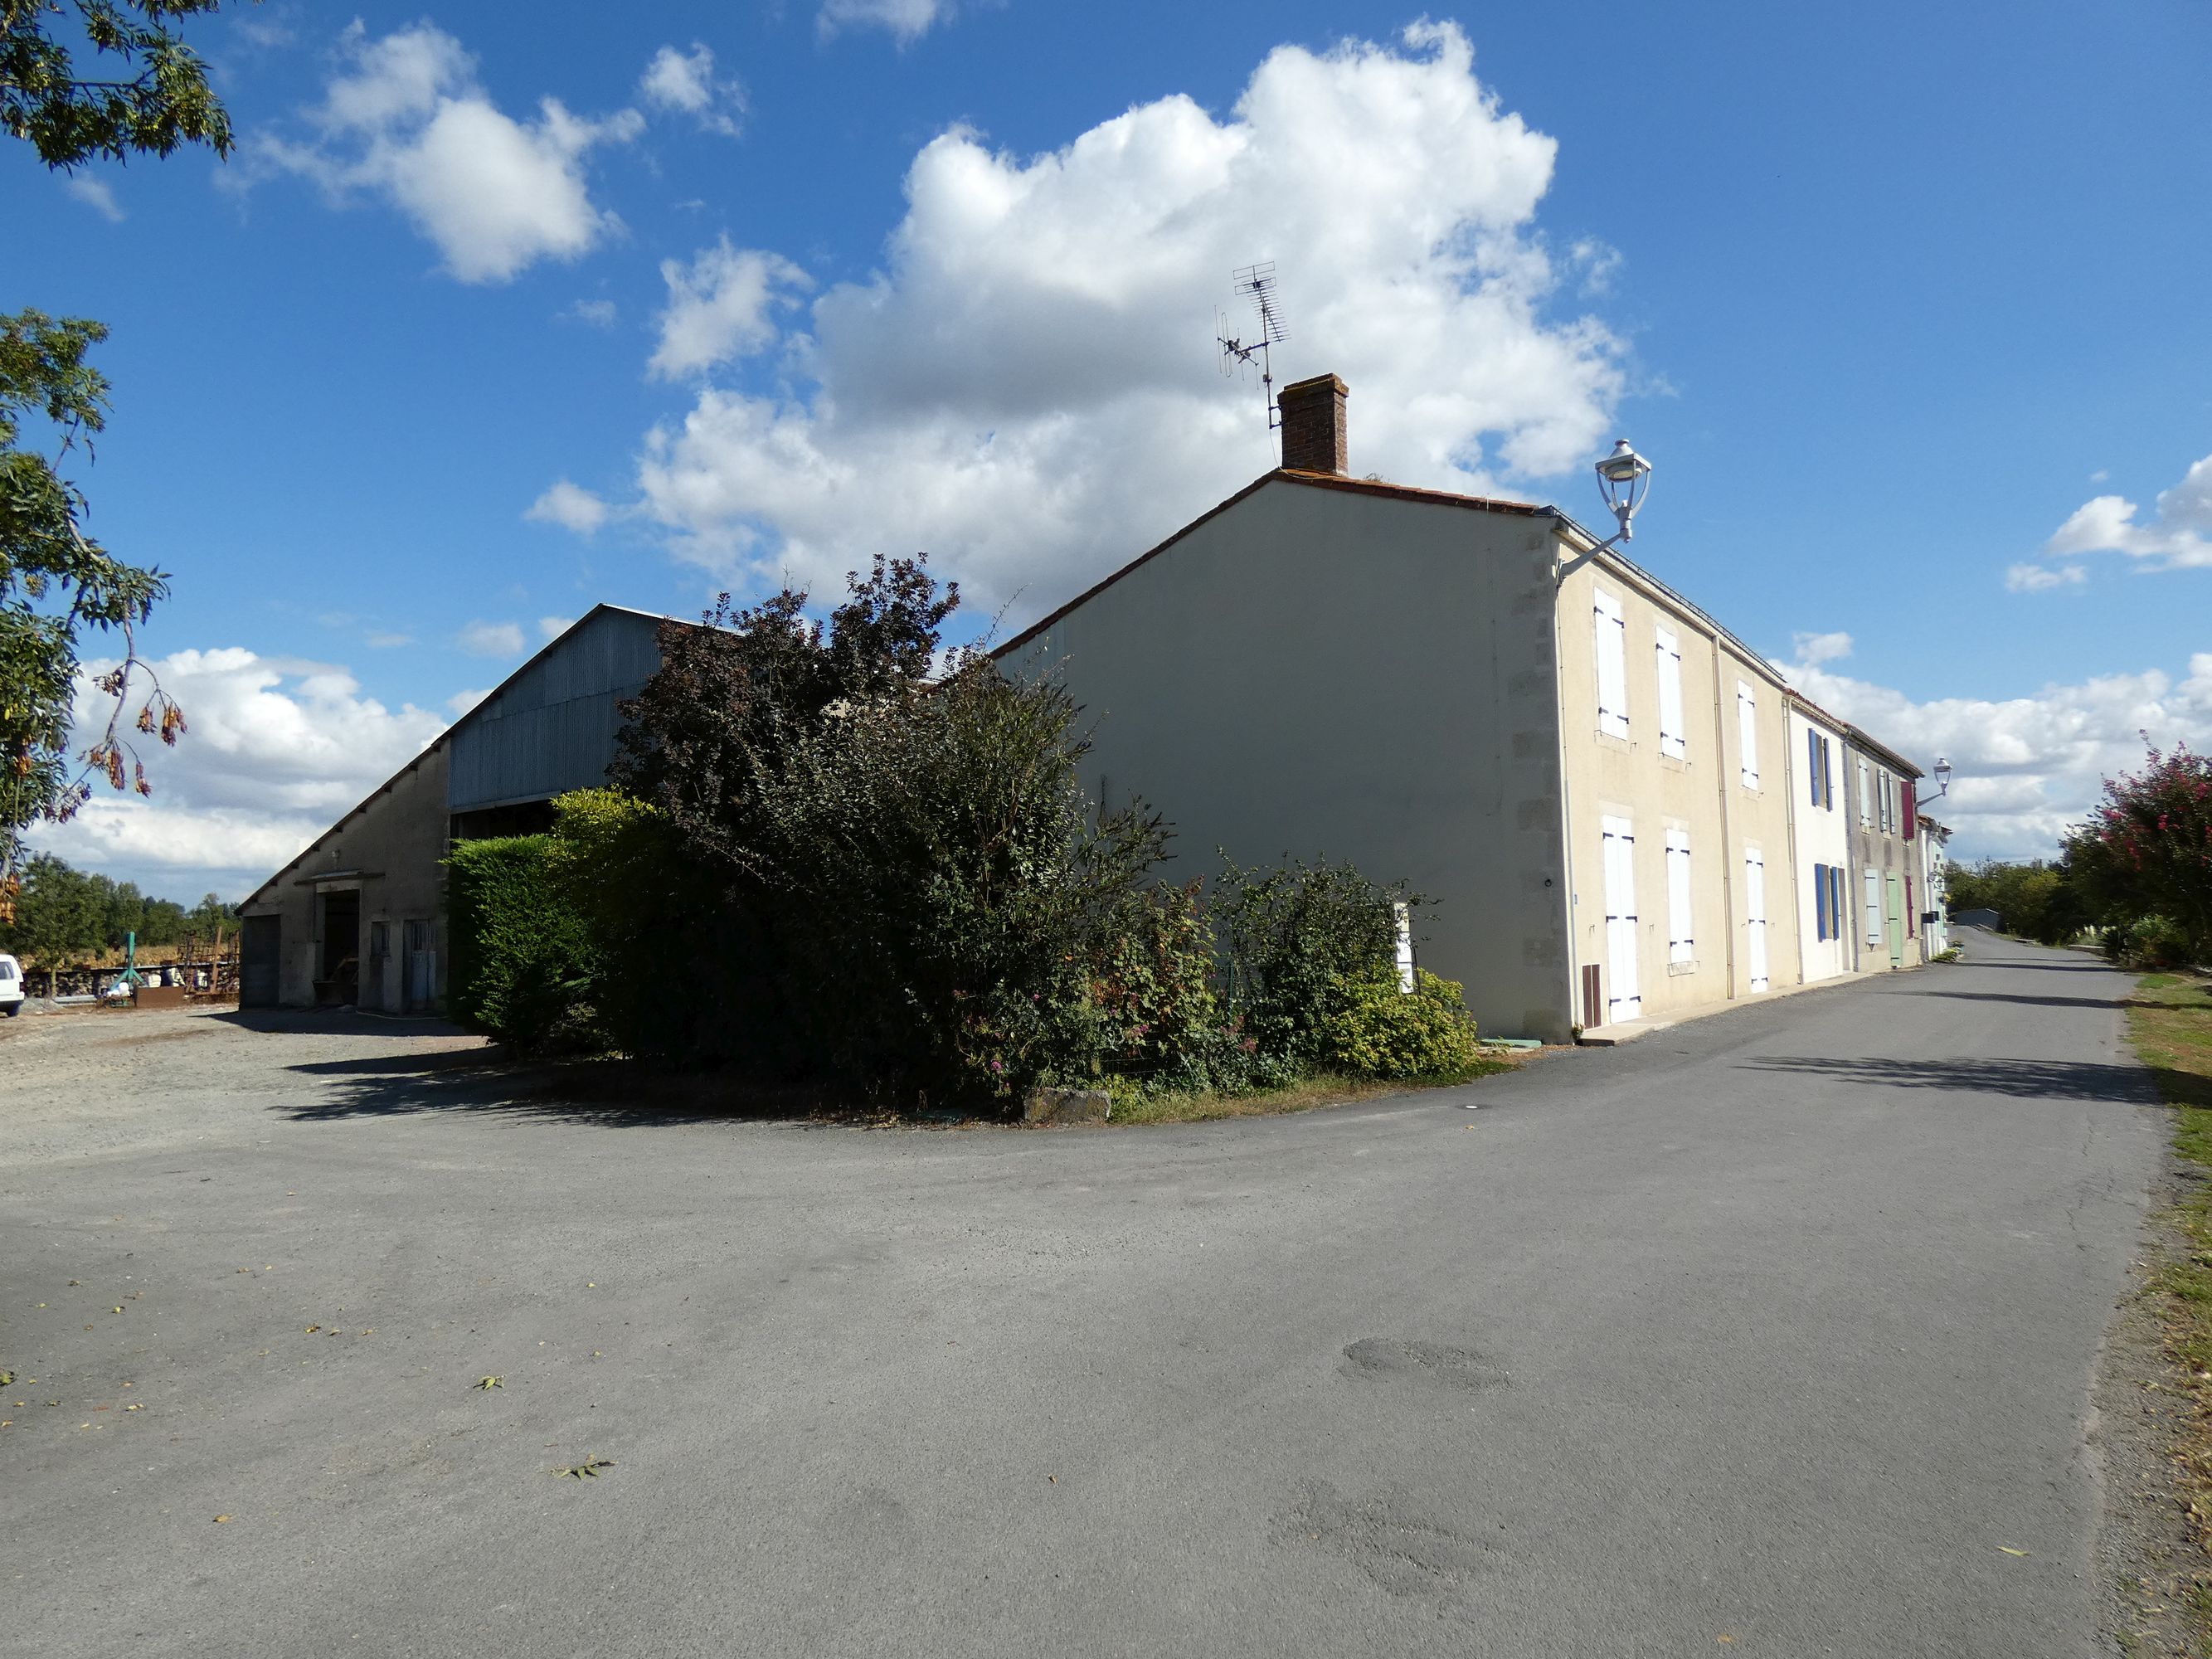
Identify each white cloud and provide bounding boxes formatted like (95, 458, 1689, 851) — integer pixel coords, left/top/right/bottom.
(1782, 647, 2212, 860)
(598, 24, 1624, 630)
(538, 615, 574, 640)
(525, 479, 610, 535)
(64, 175, 124, 221)
(27, 648, 446, 898)
(457, 620, 526, 657)
(1568, 237, 1620, 295)
(819, 0, 951, 44)
(446, 687, 491, 717)
(1790, 630, 1854, 664)
(649, 238, 812, 379)
(2089, 469, 2110, 484)
(565, 297, 618, 327)
(252, 22, 642, 284)
(2044, 452, 2212, 572)
(639, 42, 741, 136)
(2005, 562, 2087, 593)
(365, 630, 414, 649)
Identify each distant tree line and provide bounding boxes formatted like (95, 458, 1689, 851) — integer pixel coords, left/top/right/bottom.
(0, 852, 236, 967)
(1948, 742, 2212, 968)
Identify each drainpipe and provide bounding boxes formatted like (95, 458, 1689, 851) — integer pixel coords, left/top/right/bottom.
(1548, 521, 1583, 1036)
(1781, 705, 1804, 985)
(1708, 630, 1738, 1000)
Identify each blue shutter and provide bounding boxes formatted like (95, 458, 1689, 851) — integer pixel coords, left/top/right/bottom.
(1813, 865, 1826, 940)
(1808, 730, 1820, 805)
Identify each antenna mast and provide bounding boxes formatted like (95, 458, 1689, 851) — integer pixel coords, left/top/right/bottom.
(1218, 261, 1287, 431)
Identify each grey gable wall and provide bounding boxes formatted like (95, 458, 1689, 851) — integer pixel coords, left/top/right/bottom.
(449, 608, 663, 814)
(999, 475, 1574, 1040)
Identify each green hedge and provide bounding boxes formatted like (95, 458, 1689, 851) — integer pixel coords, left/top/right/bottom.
(446, 835, 595, 1054)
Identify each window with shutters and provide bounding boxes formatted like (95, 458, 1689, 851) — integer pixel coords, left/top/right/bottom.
(1593, 590, 1629, 740)
(1655, 626, 1685, 759)
(1864, 868, 1883, 945)
(1820, 737, 1834, 809)
(1858, 758, 1873, 825)
(1806, 729, 1821, 806)
(1736, 681, 1759, 790)
(1813, 863, 1829, 941)
(1830, 867, 1846, 941)
(1665, 830, 1694, 965)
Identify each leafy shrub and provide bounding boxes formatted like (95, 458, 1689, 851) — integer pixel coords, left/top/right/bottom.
(1320, 967, 1480, 1079)
(1213, 856, 1408, 1067)
(446, 835, 596, 1054)
(2104, 914, 2195, 971)
(1088, 879, 1220, 1087)
(545, 789, 765, 1067)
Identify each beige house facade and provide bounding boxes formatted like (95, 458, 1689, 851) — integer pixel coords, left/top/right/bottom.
(999, 373, 1920, 1043)
(1787, 696, 1855, 983)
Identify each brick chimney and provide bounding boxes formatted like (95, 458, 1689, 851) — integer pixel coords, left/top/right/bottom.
(1276, 373, 1348, 474)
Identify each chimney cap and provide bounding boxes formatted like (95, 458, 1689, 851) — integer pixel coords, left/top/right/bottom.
(1277, 372, 1348, 399)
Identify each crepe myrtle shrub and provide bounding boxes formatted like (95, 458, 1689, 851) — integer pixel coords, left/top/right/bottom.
(445, 834, 597, 1056)
(2067, 741, 2212, 964)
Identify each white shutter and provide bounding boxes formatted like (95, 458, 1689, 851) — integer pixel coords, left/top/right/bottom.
(1864, 868, 1883, 944)
(1594, 591, 1629, 740)
(1744, 849, 1770, 992)
(1858, 759, 1873, 825)
(1602, 815, 1641, 1019)
(1665, 830, 1694, 964)
(1736, 680, 1759, 790)
(1655, 627, 1685, 760)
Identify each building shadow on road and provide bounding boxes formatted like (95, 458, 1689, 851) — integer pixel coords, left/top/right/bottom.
(1920, 990, 2129, 1010)
(1739, 1054, 2172, 1105)
(273, 1052, 926, 1131)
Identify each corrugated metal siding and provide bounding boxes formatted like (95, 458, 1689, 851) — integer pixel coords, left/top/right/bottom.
(447, 610, 663, 812)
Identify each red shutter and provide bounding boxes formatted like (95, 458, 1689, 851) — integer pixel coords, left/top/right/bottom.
(1902, 779, 1917, 839)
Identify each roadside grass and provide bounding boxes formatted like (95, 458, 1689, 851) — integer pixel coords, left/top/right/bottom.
(1101, 1055, 1523, 1126)
(2125, 968, 2212, 1647)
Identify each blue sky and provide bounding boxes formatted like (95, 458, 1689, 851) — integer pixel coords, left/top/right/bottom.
(7, 0, 2210, 898)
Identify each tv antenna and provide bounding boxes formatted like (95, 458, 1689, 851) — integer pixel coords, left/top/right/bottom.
(1218, 261, 1287, 431)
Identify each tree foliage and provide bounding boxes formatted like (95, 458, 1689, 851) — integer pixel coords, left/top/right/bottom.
(2, 309, 182, 905)
(2, 2, 236, 912)
(2, 0, 234, 168)
(2067, 741, 2212, 963)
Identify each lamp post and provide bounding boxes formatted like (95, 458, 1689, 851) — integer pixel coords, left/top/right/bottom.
(1594, 440, 1653, 543)
(1557, 439, 1655, 582)
(1932, 757, 1952, 798)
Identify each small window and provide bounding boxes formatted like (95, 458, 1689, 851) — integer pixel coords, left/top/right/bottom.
(1665, 830, 1694, 964)
(1655, 627, 1685, 760)
(1737, 680, 1759, 791)
(1594, 590, 1629, 740)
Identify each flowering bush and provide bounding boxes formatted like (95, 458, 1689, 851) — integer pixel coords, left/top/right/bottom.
(2068, 742, 2212, 965)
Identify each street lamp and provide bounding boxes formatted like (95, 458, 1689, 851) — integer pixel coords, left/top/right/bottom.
(1557, 440, 1655, 583)
(1594, 440, 1653, 543)
(1932, 757, 1953, 797)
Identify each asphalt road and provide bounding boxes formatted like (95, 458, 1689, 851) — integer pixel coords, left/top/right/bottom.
(1, 932, 2163, 1657)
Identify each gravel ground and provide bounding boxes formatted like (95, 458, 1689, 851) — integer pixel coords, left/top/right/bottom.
(0, 1005, 487, 1168)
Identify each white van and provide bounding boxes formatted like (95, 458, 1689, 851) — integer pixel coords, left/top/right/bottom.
(0, 954, 22, 1017)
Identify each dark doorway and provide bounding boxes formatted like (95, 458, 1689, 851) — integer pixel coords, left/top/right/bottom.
(316, 890, 361, 1006)
(241, 915, 280, 1008)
